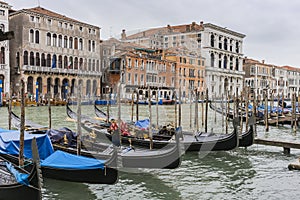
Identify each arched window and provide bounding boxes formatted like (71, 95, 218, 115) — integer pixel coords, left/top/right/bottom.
(218, 54, 222, 68)
(23, 51, 28, 65)
(68, 57, 73, 69)
(58, 35, 62, 47)
(30, 52, 34, 66)
(230, 56, 233, 70)
(88, 40, 91, 51)
(0, 47, 4, 64)
(224, 38, 228, 51)
(97, 60, 100, 71)
(92, 59, 96, 71)
(235, 41, 239, 53)
(210, 34, 214, 47)
(46, 33, 51, 46)
(86, 80, 91, 96)
(36, 53, 40, 66)
(88, 59, 91, 71)
(79, 38, 83, 50)
(30, 29, 34, 43)
(235, 58, 239, 70)
(46, 54, 51, 67)
(53, 34, 57, 47)
(223, 55, 228, 69)
(69, 37, 73, 49)
(58, 55, 62, 68)
(64, 36, 68, 48)
(74, 57, 78, 70)
(64, 56, 68, 69)
(41, 53, 46, 67)
(92, 41, 95, 52)
(210, 53, 215, 67)
(79, 58, 83, 69)
(35, 30, 39, 44)
(52, 54, 57, 68)
(74, 38, 78, 49)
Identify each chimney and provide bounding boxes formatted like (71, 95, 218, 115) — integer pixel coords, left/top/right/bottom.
(121, 29, 126, 40)
(191, 22, 196, 30)
(262, 60, 265, 64)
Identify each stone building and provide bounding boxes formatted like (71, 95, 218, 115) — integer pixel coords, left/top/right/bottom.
(244, 58, 300, 99)
(164, 46, 205, 101)
(0, 1, 11, 99)
(121, 21, 245, 99)
(9, 7, 101, 101)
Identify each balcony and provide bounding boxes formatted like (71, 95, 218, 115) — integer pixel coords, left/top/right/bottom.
(21, 65, 102, 76)
(146, 69, 158, 74)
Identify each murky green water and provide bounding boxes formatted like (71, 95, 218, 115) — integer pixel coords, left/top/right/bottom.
(1, 103, 300, 200)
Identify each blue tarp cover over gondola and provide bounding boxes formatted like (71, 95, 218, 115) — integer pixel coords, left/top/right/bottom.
(41, 150, 105, 170)
(134, 119, 150, 129)
(0, 128, 54, 160)
(0, 128, 106, 171)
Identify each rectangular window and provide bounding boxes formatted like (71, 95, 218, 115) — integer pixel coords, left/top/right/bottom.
(30, 16, 35, 22)
(0, 10, 5, 16)
(59, 22, 62, 27)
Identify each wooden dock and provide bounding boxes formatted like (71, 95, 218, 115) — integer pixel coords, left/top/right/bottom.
(254, 138, 300, 154)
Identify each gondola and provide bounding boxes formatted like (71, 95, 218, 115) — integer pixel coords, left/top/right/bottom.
(209, 101, 298, 128)
(0, 139, 42, 200)
(0, 129, 118, 184)
(69, 104, 240, 152)
(94, 104, 255, 148)
(9, 111, 182, 169)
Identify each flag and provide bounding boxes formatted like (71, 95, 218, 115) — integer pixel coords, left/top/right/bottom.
(68, 61, 72, 69)
(52, 56, 56, 68)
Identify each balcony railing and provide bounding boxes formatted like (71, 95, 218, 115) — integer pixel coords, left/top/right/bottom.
(21, 65, 102, 76)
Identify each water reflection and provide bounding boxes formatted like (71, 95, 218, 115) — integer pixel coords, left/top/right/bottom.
(43, 178, 97, 200)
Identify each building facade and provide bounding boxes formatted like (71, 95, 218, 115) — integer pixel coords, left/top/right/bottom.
(9, 7, 101, 101)
(0, 1, 11, 97)
(244, 58, 300, 99)
(122, 21, 245, 99)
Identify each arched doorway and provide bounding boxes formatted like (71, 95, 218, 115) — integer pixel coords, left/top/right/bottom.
(92, 80, 97, 96)
(61, 78, 69, 100)
(86, 80, 91, 97)
(54, 78, 60, 98)
(27, 76, 34, 97)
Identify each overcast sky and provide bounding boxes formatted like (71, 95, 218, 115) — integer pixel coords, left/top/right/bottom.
(6, 0, 300, 67)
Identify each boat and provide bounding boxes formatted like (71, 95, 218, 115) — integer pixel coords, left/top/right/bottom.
(0, 129, 118, 184)
(10, 111, 182, 169)
(68, 104, 240, 152)
(95, 99, 117, 105)
(94, 103, 255, 148)
(209, 102, 299, 128)
(0, 139, 42, 200)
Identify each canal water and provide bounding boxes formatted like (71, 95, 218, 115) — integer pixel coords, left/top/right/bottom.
(1, 103, 300, 200)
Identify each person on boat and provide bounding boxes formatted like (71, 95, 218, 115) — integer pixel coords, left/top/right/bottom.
(109, 119, 118, 133)
(120, 121, 130, 136)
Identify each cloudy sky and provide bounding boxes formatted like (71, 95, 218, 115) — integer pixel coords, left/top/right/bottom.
(6, 0, 300, 67)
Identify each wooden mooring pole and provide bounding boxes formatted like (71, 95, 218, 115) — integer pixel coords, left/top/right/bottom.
(19, 79, 25, 167)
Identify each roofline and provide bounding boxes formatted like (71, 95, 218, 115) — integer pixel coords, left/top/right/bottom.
(204, 23, 246, 38)
(9, 7, 100, 29)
